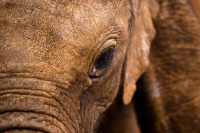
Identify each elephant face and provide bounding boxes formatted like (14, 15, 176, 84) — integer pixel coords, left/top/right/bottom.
(2, 0, 200, 133)
(0, 0, 147, 132)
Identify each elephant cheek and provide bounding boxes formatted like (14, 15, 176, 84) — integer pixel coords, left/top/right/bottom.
(0, 77, 81, 133)
(78, 67, 123, 132)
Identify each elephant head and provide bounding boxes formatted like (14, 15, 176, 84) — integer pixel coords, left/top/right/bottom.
(1, 0, 200, 133)
(0, 0, 156, 132)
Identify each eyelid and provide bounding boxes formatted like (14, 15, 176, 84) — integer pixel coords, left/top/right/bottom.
(88, 39, 117, 77)
(94, 28, 124, 51)
(98, 28, 124, 45)
(104, 39, 117, 46)
(95, 39, 116, 62)
(98, 39, 117, 52)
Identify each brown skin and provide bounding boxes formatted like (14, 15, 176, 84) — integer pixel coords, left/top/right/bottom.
(134, 0, 200, 133)
(1, 0, 200, 133)
(0, 0, 135, 133)
(188, 0, 200, 23)
(100, 0, 200, 133)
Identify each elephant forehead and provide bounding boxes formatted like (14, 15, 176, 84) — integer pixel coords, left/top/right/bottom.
(50, 1, 131, 50)
(1, 0, 131, 66)
(1, 0, 131, 46)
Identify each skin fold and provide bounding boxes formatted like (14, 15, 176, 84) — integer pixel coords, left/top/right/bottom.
(134, 0, 200, 133)
(0, 0, 134, 132)
(100, 0, 200, 133)
(0, 0, 200, 133)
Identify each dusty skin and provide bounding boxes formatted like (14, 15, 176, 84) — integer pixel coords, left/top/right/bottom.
(0, 0, 200, 133)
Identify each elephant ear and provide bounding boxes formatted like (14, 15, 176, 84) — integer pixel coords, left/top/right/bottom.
(123, 0, 158, 105)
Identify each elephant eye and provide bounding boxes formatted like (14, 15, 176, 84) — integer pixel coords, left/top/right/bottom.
(95, 47, 114, 69)
(91, 47, 115, 77)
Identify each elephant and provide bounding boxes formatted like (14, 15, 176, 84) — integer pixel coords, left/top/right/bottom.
(0, 0, 200, 133)
(188, 0, 200, 22)
(99, 0, 200, 133)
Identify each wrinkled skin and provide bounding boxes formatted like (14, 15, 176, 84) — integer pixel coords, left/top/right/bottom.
(0, 0, 133, 132)
(0, 0, 151, 132)
(188, 0, 200, 22)
(1, 0, 200, 133)
(135, 0, 200, 133)
(100, 0, 200, 133)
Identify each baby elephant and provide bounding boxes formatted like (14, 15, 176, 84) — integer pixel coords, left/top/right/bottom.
(1, 0, 200, 133)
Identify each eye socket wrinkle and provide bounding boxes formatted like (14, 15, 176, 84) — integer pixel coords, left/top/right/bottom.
(88, 27, 125, 78)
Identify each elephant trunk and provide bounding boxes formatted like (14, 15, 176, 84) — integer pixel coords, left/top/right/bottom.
(0, 76, 79, 133)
